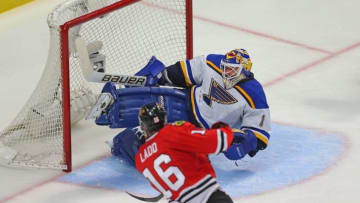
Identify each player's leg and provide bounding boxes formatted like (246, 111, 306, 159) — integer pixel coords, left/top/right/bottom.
(206, 189, 233, 203)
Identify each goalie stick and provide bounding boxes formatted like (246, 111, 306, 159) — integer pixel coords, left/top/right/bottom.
(75, 37, 147, 86)
(126, 192, 163, 202)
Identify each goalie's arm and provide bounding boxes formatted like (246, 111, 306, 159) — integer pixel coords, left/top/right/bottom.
(159, 56, 207, 88)
(159, 62, 188, 88)
(131, 57, 190, 88)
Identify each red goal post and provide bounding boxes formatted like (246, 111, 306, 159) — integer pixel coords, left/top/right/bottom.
(0, 0, 192, 172)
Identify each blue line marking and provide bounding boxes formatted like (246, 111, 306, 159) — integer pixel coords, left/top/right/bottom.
(59, 123, 345, 198)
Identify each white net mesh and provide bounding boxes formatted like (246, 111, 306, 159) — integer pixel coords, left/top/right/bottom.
(0, 0, 190, 170)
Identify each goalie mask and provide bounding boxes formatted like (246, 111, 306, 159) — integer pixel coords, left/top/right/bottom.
(220, 49, 252, 89)
(138, 103, 167, 137)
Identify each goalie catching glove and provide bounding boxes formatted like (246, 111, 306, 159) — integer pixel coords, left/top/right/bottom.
(210, 121, 229, 129)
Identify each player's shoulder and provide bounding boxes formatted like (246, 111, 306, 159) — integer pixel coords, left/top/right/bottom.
(167, 120, 194, 128)
(157, 121, 194, 141)
(234, 78, 269, 109)
(160, 121, 195, 132)
(206, 54, 224, 65)
(204, 54, 224, 75)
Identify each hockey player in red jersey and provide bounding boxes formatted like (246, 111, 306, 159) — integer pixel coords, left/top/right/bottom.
(135, 103, 234, 203)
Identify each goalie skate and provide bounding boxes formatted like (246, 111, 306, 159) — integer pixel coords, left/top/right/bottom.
(86, 92, 114, 120)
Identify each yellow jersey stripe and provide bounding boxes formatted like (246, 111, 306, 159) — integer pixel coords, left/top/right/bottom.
(206, 60, 256, 109)
(180, 61, 192, 87)
(233, 128, 269, 145)
(252, 131, 269, 145)
(190, 86, 204, 128)
(206, 60, 222, 75)
(234, 86, 255, 109)
(232, 128, 244, 133)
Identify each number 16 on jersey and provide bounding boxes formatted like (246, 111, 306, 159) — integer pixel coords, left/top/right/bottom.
(142, 154, 185, 198)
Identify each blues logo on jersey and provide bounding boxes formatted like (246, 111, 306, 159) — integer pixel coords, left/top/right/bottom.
(203, 79, 238, 106)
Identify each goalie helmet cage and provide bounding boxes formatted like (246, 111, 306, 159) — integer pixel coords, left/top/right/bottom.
(0, 0, 193, 172)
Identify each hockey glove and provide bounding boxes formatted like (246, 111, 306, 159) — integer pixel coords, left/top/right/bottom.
(89, 52, 106, 73)
(211, 121, 229, 129)
(87, 41, 106, 73)
(224, 129, 257, 160)
(134, 56, 166, 86)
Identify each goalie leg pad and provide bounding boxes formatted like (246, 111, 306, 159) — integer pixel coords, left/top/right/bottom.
(111, 127, 143, 166)
(150, 87, 191, 122)
(96, 85, 190, 128)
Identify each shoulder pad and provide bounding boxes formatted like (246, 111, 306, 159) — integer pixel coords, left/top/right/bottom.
(234, 79, 269, 109)
(206, 54, 224, 66)
(205, 54, 224, 75)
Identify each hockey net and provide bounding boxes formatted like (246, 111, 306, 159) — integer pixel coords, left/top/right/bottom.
(0, 0, 192, 171)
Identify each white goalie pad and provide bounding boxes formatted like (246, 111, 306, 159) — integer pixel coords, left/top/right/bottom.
(75, 37, 147, 86)
(75, 37, 104, 79)
(86, 92, 114, 120)
(68, 0, 109, 54)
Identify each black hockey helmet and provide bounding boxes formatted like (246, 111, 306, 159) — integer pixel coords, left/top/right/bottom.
(138, 103, 167, 135)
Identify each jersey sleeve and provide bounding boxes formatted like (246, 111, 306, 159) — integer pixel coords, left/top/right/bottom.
(241, 107, 271, 149)
(235, 79, 271, 149)
(162, 122, 234, 154)
(164, 55, 208, 87)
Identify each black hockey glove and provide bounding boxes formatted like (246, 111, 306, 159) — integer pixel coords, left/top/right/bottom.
(211, 121, 229, 129)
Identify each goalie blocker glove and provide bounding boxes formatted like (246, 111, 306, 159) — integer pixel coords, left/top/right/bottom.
(134, 56, 166, 86)
(211, 121, 230, 129)
(223, 129, 258, 160)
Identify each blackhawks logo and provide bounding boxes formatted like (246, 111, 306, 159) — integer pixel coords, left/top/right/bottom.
(172, 120, 186, 126)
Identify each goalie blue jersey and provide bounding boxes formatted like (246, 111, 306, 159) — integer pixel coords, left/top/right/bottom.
(177, 54, 271, 147)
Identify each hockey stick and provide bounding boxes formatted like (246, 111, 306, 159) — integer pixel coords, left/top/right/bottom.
(75, 37, 147, 86)
(126, 191, 163, 202)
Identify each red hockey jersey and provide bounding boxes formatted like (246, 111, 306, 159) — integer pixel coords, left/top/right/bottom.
(135, 121, 234, 203)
